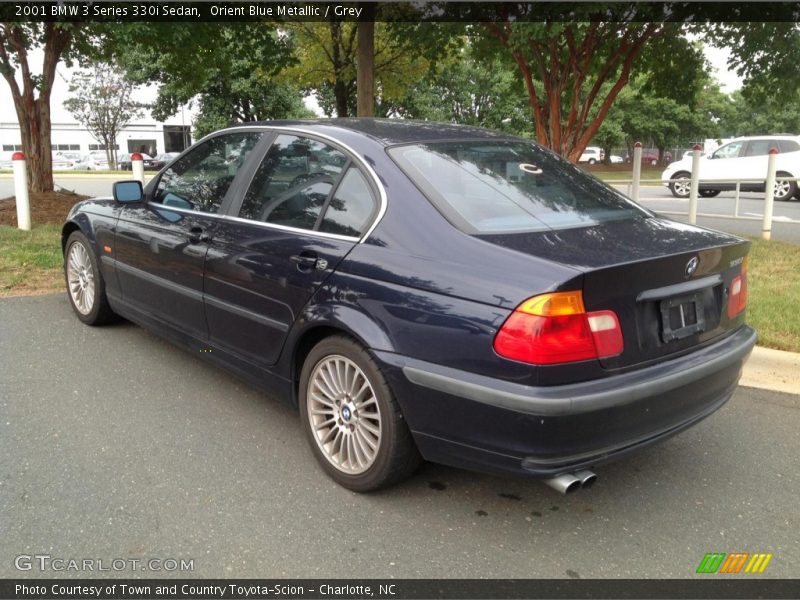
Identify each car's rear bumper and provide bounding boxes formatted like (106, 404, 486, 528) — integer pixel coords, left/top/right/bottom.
(375, 325, 756, 477)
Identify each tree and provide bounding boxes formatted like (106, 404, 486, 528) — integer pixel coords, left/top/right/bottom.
(0, 23, 90, 192)
(480, 15, 679, 162)
(106, 23, 309, 137)
(282, 20, 456, 117)
(388, 46, 531, 135)
(63, 63, 145, 169)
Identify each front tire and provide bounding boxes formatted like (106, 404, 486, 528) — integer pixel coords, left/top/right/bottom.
(64, 231, 117, 325)
(669, 172, 692, 198)
(699, 190, 721, 198)
(299, 336, 421, 492)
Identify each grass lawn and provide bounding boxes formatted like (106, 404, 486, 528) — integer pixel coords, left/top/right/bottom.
(0, 225, 798, 353)
(0, 224, 63, 297)
(746, 239, 800, 352)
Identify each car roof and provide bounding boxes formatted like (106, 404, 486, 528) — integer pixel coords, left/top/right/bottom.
(228, 118, 518, 146)
(729, 134, 800, 142)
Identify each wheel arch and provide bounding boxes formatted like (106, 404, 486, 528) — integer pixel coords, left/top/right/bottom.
(61, 216, 96, 256)
(282, 304, 397, 408)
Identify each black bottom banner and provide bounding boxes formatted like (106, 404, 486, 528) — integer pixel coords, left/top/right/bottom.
(2, 579, 799, 600)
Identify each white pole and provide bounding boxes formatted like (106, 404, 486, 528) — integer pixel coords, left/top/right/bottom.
(131, 152, 144, 183)
(12, 152, 30, 231)
(762, 147, 778, 241)
(688, 144, 702, 225)
(631, 142, 642, 202)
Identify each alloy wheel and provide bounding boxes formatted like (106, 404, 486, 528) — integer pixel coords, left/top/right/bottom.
(66, 242, 95, 315)
(306, 355, 382, 475)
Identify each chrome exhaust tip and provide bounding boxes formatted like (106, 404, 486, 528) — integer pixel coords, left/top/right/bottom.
(542, 473, 581, 494)
(573, 469, 597, 489)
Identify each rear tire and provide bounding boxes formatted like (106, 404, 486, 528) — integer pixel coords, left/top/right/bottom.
(64, 231, 117, 326)
(669, 172, 692, 198)
(774, 172, 796, 202)
(299, 335, 421, 492)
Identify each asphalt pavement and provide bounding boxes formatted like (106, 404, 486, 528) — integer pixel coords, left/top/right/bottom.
(1, 294, 798, 579)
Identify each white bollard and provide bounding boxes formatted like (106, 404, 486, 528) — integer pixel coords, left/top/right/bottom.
(762, 147, 778, 241)
(688, 144, 702, 225)
(631, 142, 642, 202)
(12, 151, 31, 231)
(131, 152, 144, 183)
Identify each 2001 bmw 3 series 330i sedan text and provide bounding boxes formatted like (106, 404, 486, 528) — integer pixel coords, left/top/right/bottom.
(62, 120, 756, 493)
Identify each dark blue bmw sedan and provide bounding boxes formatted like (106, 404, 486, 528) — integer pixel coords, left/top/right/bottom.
(62, 120, 756, 493)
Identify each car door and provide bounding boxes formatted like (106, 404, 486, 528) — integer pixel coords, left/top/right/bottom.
(739, 139, 774, 181)
(113, 130, 264, 338)
(702, 140, 746, 183)
(205, 133, 379, 367)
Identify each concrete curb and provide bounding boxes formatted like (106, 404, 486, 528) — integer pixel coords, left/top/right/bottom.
(740, 345, 800, 395)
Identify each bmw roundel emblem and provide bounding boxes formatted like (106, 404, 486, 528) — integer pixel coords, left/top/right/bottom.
(342, 406, 352, 421)
(685, 256, 699, 278)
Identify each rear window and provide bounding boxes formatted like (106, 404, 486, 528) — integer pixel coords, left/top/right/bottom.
(388, 141, 647, 234)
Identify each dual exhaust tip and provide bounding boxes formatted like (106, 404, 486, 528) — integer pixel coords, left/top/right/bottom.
(543, 469, 597, 494)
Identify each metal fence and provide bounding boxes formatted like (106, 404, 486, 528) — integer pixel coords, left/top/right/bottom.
(623, 146, 799, 240)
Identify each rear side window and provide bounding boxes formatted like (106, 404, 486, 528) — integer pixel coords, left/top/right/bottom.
(154, 132, 262, 214)
(778, 140, 800, 153)
(388, 141, 646, 234)
(239, 134, 376, 237)
(319, 168, 376, 237)
(744, 140, 775, 157)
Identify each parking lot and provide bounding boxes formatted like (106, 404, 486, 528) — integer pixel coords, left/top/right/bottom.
(1, 295, 798, 578)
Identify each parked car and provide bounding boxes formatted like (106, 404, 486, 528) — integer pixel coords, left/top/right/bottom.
(74, 152, 110, 170)
(118, 153, 153, 170)
(146, 152, 180, 170)
(61, 120, 756, 494)
(625, 150, 664, 166)
(609, 155, 624, 164)
(578, 146, 604, 164)
(52, 151, 81, 170)
(662, 135, 800, 201)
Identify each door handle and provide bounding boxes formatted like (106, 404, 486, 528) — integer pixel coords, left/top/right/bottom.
(290, 252, 327, 271)
(188, 226, 211, 244)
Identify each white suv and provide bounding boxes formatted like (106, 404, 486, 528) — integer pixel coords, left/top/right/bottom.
(578, 146, 604, 164)
(661, 135, 800, 201)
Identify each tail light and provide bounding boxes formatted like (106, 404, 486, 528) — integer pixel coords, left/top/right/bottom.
(727, 257, 748, 318)
(493, 291, 624, 365)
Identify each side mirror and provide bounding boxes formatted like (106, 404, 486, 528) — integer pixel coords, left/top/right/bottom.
(113, 180, 143, 203)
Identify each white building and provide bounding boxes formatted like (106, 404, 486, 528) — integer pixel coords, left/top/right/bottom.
(0, 54, 195, 160)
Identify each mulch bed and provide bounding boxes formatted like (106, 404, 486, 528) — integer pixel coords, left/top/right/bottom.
(0, 191, 89, 227)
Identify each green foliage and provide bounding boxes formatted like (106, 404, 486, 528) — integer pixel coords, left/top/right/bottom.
(281, 21, 459, 117)
(107, 23, 304, 130)
(385, 47, 531, 135)
(719, 87, 800, 137)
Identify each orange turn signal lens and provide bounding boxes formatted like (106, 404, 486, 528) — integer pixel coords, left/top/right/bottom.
(517, 291, 585, 317)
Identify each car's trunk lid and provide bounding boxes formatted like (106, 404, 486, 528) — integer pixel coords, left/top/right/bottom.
(478, 216, 750, 370)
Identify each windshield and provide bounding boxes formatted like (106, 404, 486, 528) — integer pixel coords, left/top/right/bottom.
(388, 141, 648, 234)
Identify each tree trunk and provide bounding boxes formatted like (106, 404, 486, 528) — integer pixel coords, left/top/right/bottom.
(356, 4, 375, 117)
(334, 79, 350, 117)
(14, 97, 54, 193)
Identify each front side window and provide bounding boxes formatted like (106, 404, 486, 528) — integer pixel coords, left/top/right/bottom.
(154, 131, 262, 214)
(712, 141, 744, 160)
(389, 141, 646, 234)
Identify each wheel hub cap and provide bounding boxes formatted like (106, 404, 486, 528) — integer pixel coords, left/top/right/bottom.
(66, 242, 95, 315)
